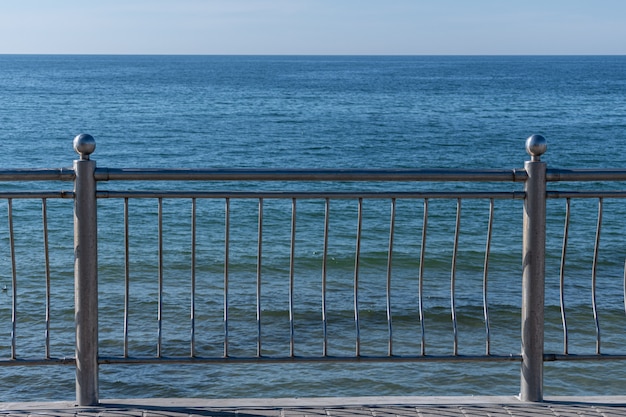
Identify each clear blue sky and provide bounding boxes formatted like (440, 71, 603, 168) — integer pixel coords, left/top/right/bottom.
(2, 0, 625, 55)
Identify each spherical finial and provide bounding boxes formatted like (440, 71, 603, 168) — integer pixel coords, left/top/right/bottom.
(525, 134, 547, 161)
(73, 134, 96, 160)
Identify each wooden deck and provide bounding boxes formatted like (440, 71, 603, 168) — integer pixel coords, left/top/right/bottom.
(2, 396, 626, 416)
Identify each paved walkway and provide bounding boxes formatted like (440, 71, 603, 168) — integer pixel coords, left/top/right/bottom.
(2, 396, 626, 416)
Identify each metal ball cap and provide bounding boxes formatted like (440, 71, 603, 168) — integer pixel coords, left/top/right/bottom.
(525, 134, 547, 158)
(73, 134, 96, 159)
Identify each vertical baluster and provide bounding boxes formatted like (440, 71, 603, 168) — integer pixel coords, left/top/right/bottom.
(451, 199, 461, 356)
(289, 198, 296, 357)
(592, 198, 602, 354)
(157, 198, 163, 358)
(123, 198, 130, 358)
(354, 198, 363, 357)
(257, 198, 263, 357)
(386, 198, 396, 356)
(8, 199, 16, 359)
(224, 198, 230, 358)
(321, 198, 330, 357)
(190, 198, 196, 357)
(419, 198, 428, 356)
(42, 198, 51, 359)
(483, 198, 494, 356)
(560, 198, 571, 355)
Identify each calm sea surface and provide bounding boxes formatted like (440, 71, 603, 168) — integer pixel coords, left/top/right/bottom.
(0, 55, 626, 401)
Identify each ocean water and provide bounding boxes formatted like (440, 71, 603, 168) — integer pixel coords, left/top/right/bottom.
(0, 55, 626, 401)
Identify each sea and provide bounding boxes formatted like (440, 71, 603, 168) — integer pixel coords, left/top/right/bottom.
(0, 55, 626, 401)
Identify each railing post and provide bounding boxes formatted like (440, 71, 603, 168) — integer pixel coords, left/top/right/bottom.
(520, 134, 547, 402)
(73, 134, 99, 406)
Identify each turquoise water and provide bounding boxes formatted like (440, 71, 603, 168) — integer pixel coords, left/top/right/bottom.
(0, 55, 626, 401)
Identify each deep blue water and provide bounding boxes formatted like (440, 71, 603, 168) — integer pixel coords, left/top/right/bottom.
(0, 55, 626, 401)
(1, 55, 625, 169)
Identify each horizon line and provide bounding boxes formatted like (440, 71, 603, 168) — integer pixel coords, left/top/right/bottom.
(1, 53, 625, 57)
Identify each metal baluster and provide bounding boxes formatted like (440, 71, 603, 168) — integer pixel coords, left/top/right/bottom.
(8, 199, 16, 359)
(419, 198, 428, 356)
(451, 199, 461, 356)
(560, 198, 571, 355)
(224, 198, 230, 358)
(483, 198, 494, 356)
(354, 198, 363, 357)
(289, 198, 296, 357)
(386, 198, 396, 356)
(157, 198, 163, 358)
(42, 198, 51, 359)
(123, 198, 129, 358)
(190, 198, 196, 357)
(322, 198, 330, 357)
(257, 198, 263, 357)
(592, 198, 602, 354)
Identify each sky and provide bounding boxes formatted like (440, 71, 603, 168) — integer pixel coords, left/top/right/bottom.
(1, 0, 625, 55)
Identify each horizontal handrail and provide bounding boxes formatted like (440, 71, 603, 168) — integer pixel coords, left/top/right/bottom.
(5, 166, 626, 184)
(547, 168, 626, 182)
(0, 168, 75, 181)
(95, 167, 529, 182)
(4, 166, 626, 184)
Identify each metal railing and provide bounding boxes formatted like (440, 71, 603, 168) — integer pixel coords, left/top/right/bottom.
(1, 133, 626, 405)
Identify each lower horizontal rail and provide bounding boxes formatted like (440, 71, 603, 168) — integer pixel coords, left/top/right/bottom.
(6, 353, 626, 367)
(97, 190, 525, 199)
(0, 191, 74, 199)
(548, 190, 626, 198)
(0, 357, 76, 367)
(98, 354, 523, 365)
(544, 353, 626, 361)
